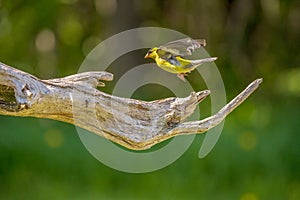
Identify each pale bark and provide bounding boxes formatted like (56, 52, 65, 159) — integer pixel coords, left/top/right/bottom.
(0, 62, 262, 150)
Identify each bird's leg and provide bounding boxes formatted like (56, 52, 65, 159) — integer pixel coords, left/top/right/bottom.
(177, 73, 187, 82)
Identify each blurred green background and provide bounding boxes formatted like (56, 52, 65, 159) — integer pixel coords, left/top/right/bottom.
(0, 0, 299, 199)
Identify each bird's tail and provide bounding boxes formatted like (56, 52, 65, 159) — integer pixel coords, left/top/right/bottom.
(190, 57, 218, 65)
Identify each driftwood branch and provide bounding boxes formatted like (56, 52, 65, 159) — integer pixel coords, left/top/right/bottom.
(0, 62, 263, 150)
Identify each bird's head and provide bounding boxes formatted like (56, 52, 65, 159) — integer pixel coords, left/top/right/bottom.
(144, 47, 158, 60)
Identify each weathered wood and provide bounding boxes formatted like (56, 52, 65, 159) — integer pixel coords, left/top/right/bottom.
(0, 62, 263, 150)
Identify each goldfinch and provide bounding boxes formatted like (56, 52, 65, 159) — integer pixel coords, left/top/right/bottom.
(144, 38, 217, 81)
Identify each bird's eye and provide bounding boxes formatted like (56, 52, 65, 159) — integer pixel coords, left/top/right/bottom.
(148, 50, 153, 54)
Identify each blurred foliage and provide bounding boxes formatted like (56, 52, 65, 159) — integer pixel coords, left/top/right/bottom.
(0, 0, 299, 199)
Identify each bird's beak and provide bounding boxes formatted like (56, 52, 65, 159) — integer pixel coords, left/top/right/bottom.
(144, 53, 150, 59)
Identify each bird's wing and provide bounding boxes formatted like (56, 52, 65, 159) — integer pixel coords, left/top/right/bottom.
(156, 49, 181, 66)
(156, 49, 173, 59)
(159, 38, 206, 56)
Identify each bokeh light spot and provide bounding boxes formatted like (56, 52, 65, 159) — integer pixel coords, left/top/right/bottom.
(95, 0, 117, 17)
(58, 17, 83, 46)
(276, 68, 300, 96)
(240, 192, 259, 200)
(238, 131, 257, 151)
(261, 0, 280, 21)
(44, 129, 64, 148)
(35, 29, 56, 52)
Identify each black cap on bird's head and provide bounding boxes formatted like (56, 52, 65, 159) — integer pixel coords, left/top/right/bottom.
(144, 47, 158, 59)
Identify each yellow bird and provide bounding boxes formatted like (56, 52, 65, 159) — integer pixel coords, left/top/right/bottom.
(144, 38, 217, 81)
